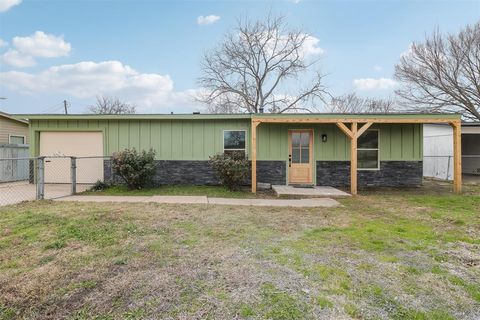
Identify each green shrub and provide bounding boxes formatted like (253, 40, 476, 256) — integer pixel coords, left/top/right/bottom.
(209, 151, 249, 191)
(112, 148, 156, 190)
(89, 180, 110, 192)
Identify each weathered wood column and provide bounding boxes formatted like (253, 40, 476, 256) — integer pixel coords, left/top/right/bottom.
(350, 122, 358, 195)
(251, 120, 259, 193)
(336, 121, 372, 196)
(451, 121, 462, 193)
(336, 122, 357, 195)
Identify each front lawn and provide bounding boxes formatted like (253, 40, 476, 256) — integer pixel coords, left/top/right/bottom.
(81, 185, 272, 198)
(0, 184, 479, 319)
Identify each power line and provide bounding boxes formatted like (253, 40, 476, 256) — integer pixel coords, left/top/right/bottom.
(40, 102, 64, 114)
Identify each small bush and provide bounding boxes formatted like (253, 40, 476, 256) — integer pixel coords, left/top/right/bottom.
(209, 151, 249, 191)
(112, 148, 156, 190)
(89, 180, 110, 192)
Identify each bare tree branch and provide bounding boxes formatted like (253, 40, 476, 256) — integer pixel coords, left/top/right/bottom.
(394, 22, 480, 121)
(88, 96, 136, 114)
(197, 15, 328, 113)
(329, 93, 397, 113)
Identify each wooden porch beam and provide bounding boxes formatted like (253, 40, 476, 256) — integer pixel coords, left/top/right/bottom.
(350, 122, 358, 195)
(251, 120, 259, 193)
(356, 122, 374, 138)
(450, 121, 462, 194)
(336, 122, 354, 139)
(253, 118, 458, 124)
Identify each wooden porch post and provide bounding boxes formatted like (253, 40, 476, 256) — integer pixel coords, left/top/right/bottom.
(350, 122, 358, 195)
(335, 121, 373, 196)
(251, 120, 259, 193)
(451, 121, 462, 193)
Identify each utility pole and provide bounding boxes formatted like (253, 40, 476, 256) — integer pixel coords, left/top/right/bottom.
(64, 100, 68, 114)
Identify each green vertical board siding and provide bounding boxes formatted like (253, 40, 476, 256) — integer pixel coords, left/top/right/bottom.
(379, 125, 391, 160)
(118, 121, 129, 150)
(129, 120, 140, 150)
(29, 118, 422, 161)
(192, 121, 205, 159)
(139, 120, 151, 151)
(182, 121, 193, 159)
(150, 121, 161, 157)
(171, 120, 183, 159)
(108, 120, 119, 153)
(159, 121, 170, 159)
(203, 120, 215, 158)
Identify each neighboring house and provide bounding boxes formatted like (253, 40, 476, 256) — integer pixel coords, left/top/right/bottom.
(24, 113, 462, 194)
(0, 111, 29, 182)
(0, 111, 29, 145)
(424, 123, 480, 180)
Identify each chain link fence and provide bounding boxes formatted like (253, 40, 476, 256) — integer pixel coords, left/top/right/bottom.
(0, 156, 110, 206)
(0, 157, 37, 206)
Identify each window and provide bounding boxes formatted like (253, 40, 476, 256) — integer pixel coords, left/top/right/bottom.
(9, 135, 25, 145)
(223, 130, 246, 157)
(358, 130, 379, 170)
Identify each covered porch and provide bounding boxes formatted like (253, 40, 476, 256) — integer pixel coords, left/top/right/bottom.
(250, 114, 463, 195)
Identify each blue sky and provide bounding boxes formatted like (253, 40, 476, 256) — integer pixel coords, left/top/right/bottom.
(0, 0, 478, 114)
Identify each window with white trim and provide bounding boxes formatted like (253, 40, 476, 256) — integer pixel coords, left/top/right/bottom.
(358, 130, 379, 170)
(223, 130, 246, 157)
(9, 135, 25, 145)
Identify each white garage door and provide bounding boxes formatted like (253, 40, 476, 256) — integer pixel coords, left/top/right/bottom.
(40, 131, 104, 183)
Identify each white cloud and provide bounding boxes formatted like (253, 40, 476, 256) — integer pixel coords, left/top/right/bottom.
(253, 33, 324, 59)
(197, 15, 220, 26)
(353, 78, 397, 90)
(0, 49, 36, 67)
(0, 39, 7, 47)
(300, 35, 324, 57)
(373, 65, 383, 72)
(0, 31, 71, 68)
(0, 0, 21, 12)
(12, 31, 71, 58)
(0, 60, 202, 112)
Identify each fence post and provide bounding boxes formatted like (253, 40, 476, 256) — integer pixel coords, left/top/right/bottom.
(71, 157, 77, 195)
(36, 157, 45, 200)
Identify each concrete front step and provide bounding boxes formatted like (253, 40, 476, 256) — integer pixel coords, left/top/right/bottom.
(272, 185, 351, 198)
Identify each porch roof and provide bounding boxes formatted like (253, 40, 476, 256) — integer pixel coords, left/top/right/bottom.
(251, 113, 461, 124)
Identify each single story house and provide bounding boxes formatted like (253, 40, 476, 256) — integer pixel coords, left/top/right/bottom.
(424, 123, 480, 180)
(0, 111, 29, 145)
(23, 113, 463, 194)
(0, 111, 29, 182)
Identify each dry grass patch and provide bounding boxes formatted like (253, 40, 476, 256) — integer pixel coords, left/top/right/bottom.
(0, 183, 479, 319)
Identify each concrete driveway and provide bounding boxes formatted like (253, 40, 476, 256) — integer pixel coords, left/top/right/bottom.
(0, 181, 91, 206)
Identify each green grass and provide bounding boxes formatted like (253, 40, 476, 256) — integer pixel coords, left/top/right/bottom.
(82, 184, 260, 198)
(0, 182, 479, 319)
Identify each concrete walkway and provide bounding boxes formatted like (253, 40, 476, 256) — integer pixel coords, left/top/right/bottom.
(55, 195, 340, 207)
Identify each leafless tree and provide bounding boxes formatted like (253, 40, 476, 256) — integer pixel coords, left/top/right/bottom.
(329, 93, 397, 113)
(198, 15, 329, 113)
(394, 22, 480, 121)
(88, 96, 136, 114)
